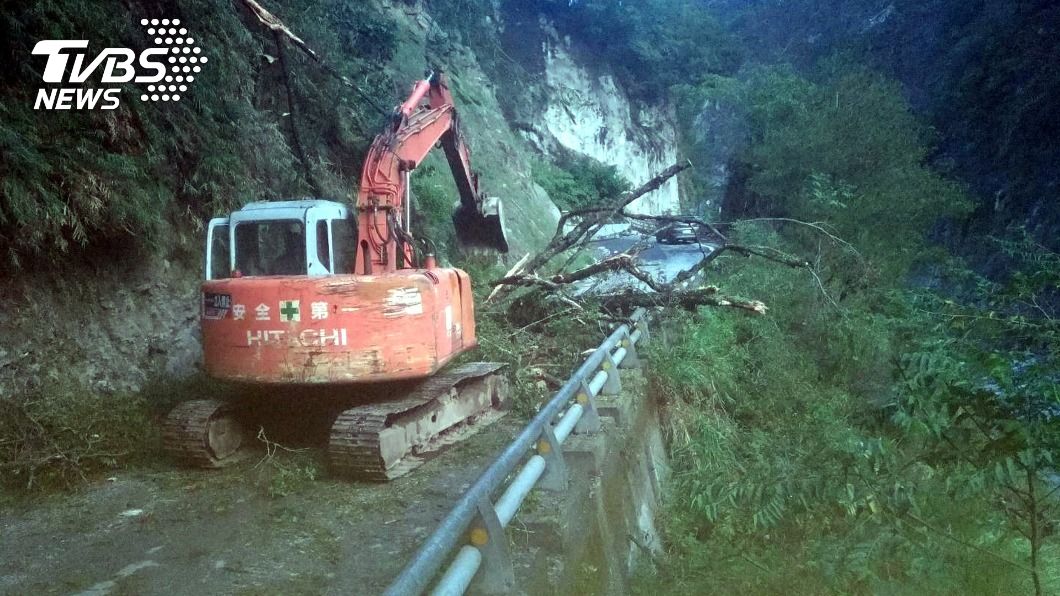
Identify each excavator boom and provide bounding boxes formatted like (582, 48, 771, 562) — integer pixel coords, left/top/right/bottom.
(355, 72, 508, 275)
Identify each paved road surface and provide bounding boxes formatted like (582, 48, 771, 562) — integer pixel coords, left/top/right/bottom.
(576, 233, 716, 295)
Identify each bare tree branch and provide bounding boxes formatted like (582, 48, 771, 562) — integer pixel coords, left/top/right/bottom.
(598, 287, 768, 315)
(717, 217, 863, 259)
(486, 163, 857, 319)
(485, 252, 530, 303)
(531, 161, 692, 275)
(495, 254, 666, 292)
(493, 241, 810, 297)
(236, 0, 390, 116)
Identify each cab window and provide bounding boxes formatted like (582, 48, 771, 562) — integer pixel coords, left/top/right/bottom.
(316, 220, 331, 272)
(332, 217, 357, 274)
(234, 220, 307, 276)
(207, 222, 230, 280)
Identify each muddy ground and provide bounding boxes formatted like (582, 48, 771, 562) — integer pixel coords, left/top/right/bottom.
(0, 417, 523, 596)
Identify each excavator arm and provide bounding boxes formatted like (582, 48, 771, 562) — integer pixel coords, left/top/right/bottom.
(354, 72, 508, 275)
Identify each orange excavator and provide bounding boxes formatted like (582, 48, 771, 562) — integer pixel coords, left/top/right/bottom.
(162, 72, 511, 480)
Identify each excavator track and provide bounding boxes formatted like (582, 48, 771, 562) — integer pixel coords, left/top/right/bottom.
(329, 362, 508, 481)
(162, 399, 246, 468)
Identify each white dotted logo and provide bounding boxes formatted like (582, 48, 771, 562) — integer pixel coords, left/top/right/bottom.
(137, 18, 207, 103)
(30, 17, 207, 110)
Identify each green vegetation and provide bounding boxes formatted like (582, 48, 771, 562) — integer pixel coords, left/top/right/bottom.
(532, 154, 631, 211)
(719, 0, 1060, 239)
(0, 0, 396, 268)
(0, 374, 235, 493)
(514, 0, 741, 100)
(633, 55, 1059, 596)
(637, 223, 1058, 593)
(254, 449, 323, 499)
(459, 259, 611, 417)
(2, 4, 1057, 593)
(677, 65, 971, 278)
(410, 161, 460, 261)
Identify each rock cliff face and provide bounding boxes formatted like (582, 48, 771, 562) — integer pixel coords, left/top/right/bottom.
(0, 250, 201, 398)
(519, 37, 682, 215)
(688, 98, 747, 218)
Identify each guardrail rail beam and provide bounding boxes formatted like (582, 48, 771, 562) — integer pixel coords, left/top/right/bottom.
(601, 355, 622, 396)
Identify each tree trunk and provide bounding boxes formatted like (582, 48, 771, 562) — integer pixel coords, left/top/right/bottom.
(1028, 467, 1043, 596)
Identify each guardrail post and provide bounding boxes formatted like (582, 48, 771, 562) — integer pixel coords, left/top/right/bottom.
(468, 496, 515, 594)
(574, 379, 601, 434)
(600, 356, 622, 396)
(618, 330, 641, 369)
(536, 424, 568, 491)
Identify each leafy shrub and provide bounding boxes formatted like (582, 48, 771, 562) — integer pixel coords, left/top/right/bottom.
(457, 260, 617, 416)
(532, 154, 630, 211)
(254, 449, 321, 499)
(679, 64, 971, 280)
(637, 210, 1053, 592)
(641, 298, 1041, 593)
(409, 161, 459, 261)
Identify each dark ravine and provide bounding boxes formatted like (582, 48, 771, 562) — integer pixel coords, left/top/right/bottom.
(706, 0, 1060, 257)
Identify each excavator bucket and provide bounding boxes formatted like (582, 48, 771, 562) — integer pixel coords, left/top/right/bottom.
(453, 197, 510, 253)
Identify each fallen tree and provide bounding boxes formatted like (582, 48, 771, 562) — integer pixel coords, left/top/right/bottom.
(488, 161, 855, 317)
(597, 286, 768, 314)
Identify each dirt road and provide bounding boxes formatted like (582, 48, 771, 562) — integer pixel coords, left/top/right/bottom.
(1, 418, 521, 595)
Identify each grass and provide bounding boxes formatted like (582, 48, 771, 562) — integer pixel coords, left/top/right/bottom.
(254, 450, 323, 499)
(0, 381, 159, 492)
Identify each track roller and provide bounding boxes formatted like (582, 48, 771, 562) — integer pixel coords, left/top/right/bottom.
(329, 362, 509, 481)
(162, 399, 246, 468)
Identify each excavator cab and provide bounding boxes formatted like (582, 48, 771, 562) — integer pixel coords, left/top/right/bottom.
(206, 199, 357, 280)
(198, 196, 480, 387)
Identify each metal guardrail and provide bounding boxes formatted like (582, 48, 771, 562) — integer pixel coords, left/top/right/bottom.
(383, 308, 650, 596)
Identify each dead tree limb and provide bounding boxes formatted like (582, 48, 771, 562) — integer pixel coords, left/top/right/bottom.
(494, 275, 561, 291)
(598, 288, 768, 315)
(494, 254, 666, 292)
(240, 0, 316, 56)
(716, 217, 863, 260)
(485, 252, 530, 303)
(482, 163, 842, 316)
(485, 162, 690, 303)
(529, 161, 691, 275)
(722, 244, 809, 268)
(237, 0, 390, 116)
(494, 242, 809, 296)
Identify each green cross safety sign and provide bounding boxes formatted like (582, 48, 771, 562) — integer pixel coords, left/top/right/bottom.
(279, 300, 300, 322)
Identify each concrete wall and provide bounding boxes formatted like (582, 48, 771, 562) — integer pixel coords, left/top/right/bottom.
(503, 370, 670, 595)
